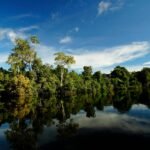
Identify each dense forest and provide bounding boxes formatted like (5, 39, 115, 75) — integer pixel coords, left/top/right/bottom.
(0, 36, 150, 120)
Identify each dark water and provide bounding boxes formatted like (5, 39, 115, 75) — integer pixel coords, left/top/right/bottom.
(1, 104, 150, 150)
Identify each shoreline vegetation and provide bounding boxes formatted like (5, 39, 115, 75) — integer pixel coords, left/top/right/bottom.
(0, 36, 150, 150)
(0, 36, 150, 119)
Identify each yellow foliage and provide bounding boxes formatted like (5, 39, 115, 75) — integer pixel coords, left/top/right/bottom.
(9, 74, 34, 119)
(10, 74, 33, 97)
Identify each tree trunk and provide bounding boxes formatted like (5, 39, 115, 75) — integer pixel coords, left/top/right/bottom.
(60, 68, 64, 87)
(60, 100, 66, 120)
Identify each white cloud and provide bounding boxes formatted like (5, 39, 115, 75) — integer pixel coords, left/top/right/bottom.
(59, 36, 72, 44)
(0, 28, 25, 43)
(98, 0, 124, 15)
(125, 61, 150, 72)
(34, 44, 59, 65)
(143, 61, 150, 66)
(98, 1, 112, 15)
(0, 29, 10, 40)
(68, 27, 80, 34)
(7, 30, 24, 43)
(0, 27, 148, 73)
(0, 53, 9, 63)
(125, 65, 146, 72)
(110, 0, 124, 11)
(32, 41, 150, 73)
(0, 28, 18, 43)
(10, 14, 35, 20)
(72, 41, 150, 69)
(0, 26, 38, 43)
(18, 25, 39, 32)
(73, 106, 150, 133)
(0, 41, 58, 66)
(0, 42, 55, 66)
(0, 27, 28, 64)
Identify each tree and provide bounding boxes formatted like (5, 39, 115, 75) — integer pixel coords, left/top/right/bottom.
(136, 68, 150, 85)
(5, 74, 36, 118)
(136, 68, 150, 104)
(54, 52, 75, 123)
(54, 52, 76, 87)
(36, 64, 59, 98)
(57, 119, 79, 138)
(30, 36, 39, 44)
(0, 68, 9, 94)
(64, 71, 83, 93)
(5, 120, 38, 150)
(93, 71, 102, 82)
(111, 66, 130, 81)
(7, 37, 39, 74)
(111, 66, 130, 91)
(82, 66, 92, 81)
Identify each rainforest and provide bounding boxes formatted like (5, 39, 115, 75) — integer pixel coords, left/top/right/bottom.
(0, 37, 150, 149)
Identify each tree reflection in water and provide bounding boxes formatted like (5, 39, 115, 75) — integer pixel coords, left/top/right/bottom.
(0, 91, 150, 150)
(5, 120, 38, 150)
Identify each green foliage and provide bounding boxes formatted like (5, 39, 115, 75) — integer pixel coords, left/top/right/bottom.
(111, 66, 130, 81)
(93, 71, 101, 82)
(0, 68, 9, 94)
(7, 37, 39, 74)
(0, 36, 150, 121)
(30, 36, 39, 44)
(111, 66, 130, 92)
(82, 66, 92, 80)
(54, 52, 76, 87)
(4, 74, 37, 118)
(34, 64, 59, 98)
(1, 36, 150, 149)
(54, 52, 76, 67)
(5, 120, 38, 150)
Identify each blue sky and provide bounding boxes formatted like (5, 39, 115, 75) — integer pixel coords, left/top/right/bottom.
(0, 0, 150, 72)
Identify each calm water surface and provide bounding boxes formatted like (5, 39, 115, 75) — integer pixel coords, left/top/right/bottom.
(1, 104, 150, 149)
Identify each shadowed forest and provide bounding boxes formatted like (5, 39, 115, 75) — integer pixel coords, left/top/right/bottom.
(0, 37, 150, 149)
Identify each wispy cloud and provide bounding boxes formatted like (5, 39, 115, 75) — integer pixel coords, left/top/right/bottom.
(0, 26, 38, 43)
(10, 14, 35, 20)
(18, 25, 39, 32)
(68, 27, 80, 35)
(143, 61, 150, 66)
(110, 0, 124, 11)
(34, 44, 57, 65)
(98, 1, 112, 15)
(32, 41, 150, 73)
(0, 39, 57, 66)
(73, 41, 150, 69)
(124, 65, 147, 72)
(0, 26, 39, 66)
(98, 0, 124, 15)
(0, 28, 25, 43)
(59, 36, 72, 44)
(0, 53, 9, 63)
(73, 105, 150, 133)
(0, 27, 28, 64)
(125, 61, 150, 72)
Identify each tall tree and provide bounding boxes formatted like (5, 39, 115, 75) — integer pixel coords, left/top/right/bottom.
(54, 52, 76, 87)
(54, 52, 75, 121)
(7, 36, 39, 74)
